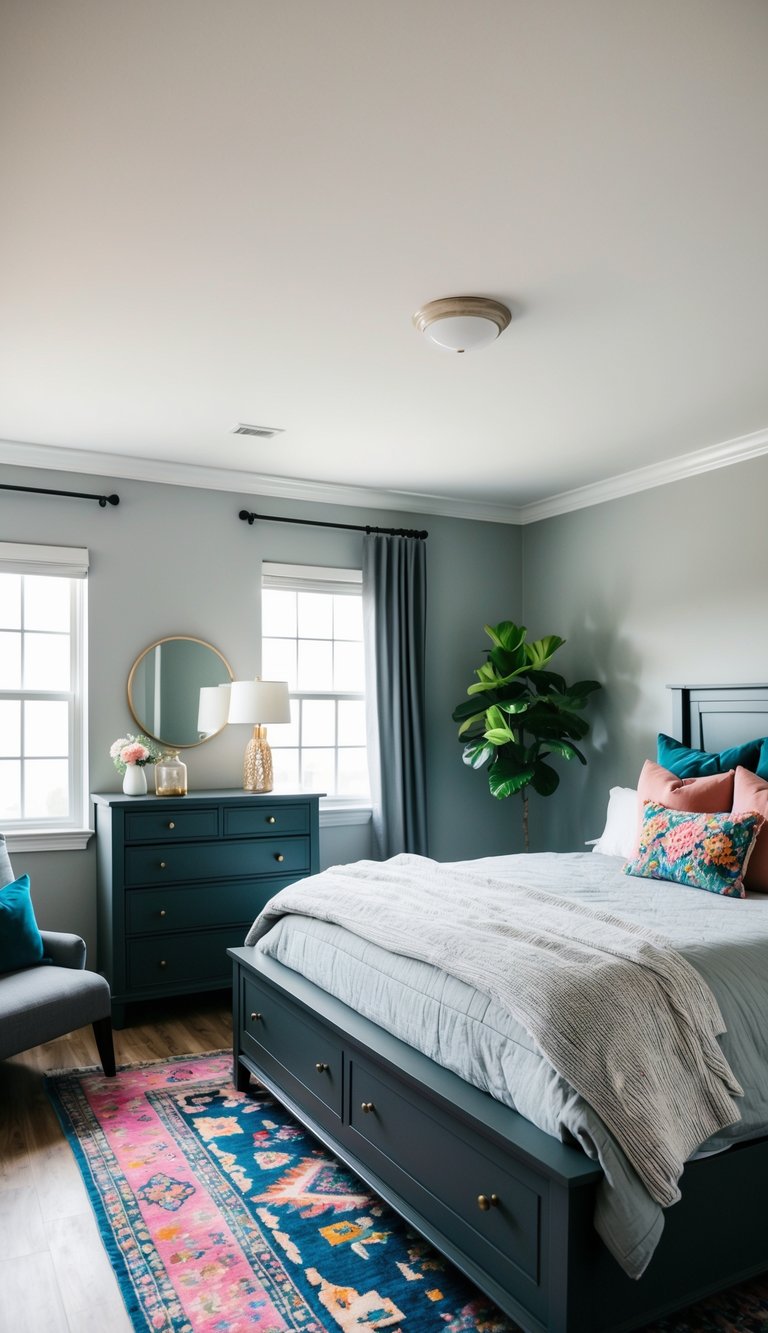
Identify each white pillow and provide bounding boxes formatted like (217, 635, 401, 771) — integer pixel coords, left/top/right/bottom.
(590, 786, 638, 858)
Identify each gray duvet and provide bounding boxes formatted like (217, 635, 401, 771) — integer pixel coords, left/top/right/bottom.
(250, 852, 768, 1279)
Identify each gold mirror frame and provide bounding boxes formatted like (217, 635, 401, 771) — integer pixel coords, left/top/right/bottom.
(127, 636, 233, 749)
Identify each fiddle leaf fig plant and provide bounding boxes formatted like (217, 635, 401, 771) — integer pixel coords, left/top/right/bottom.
(452, 621, 601, 850)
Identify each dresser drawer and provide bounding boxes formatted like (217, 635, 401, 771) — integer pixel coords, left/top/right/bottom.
(124, 807, 219, 843)
(128, 927, 244, 990)
(126, 877, 295, 935)
(348, 1055, 541, 1287)
(224, 803, 310, 838)
(125, 836, 311, 886)
(242, 972, 343, 1120)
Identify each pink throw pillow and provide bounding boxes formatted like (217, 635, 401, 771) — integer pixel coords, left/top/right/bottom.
(732, 766, 768, 893)
(635, 761, 735, 852)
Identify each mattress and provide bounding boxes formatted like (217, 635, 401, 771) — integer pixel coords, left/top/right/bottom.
(254, 851, 768, 1277)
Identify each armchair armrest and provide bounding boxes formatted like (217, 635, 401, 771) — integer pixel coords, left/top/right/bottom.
(40, 931, 87, 970)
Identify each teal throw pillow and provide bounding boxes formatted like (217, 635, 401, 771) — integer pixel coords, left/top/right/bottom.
(0, 874, 44, 973)
(625, 801, 763, 898)
(657, 732, 763, 779)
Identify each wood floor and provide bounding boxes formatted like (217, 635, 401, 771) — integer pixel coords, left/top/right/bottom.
(0, 990, 232, 1333)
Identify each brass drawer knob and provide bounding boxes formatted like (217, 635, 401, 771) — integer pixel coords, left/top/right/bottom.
(250, 1011, 263, 1022)
(275, 853, 285, 863)
(315, 1062, 329, 1073)
(267, 815, 276, 824)
(168, 821, 175, 830)
(477, 1194, 500, 1211)
(159, 909, 167, 918)
(159, 861, 167, 869)
(361, 1101, 375, 1114)
(159, 959, 167, 968)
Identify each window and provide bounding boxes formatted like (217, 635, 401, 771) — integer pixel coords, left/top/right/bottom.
(0, 542, 89, 849)
(261, 562, 369, 801)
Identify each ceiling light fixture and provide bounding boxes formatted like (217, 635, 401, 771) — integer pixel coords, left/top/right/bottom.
(412, 296, 511, 353)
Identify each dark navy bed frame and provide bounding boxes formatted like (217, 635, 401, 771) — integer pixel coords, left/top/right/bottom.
(230, 684, 768, 1333)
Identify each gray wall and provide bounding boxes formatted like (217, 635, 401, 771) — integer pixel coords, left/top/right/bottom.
(522, 454, 768, 851)
(8, 450, 763, 952)
(1, 461, 522, 959)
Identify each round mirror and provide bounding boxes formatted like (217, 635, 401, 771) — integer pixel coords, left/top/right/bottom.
(127, 636, 233, 748)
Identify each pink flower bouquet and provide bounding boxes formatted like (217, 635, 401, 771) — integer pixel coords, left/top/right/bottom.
(109, 733, 160, 774)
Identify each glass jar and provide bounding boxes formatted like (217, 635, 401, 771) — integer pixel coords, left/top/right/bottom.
(154, 751, 188, 797)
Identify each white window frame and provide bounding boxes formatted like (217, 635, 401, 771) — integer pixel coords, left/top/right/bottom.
(0, 542, 91, 852)
(262, 561, 371, 822)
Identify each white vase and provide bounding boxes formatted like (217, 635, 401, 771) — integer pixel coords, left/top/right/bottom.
(122, 764, 148, 796)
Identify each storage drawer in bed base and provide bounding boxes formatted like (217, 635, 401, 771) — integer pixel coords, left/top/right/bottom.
(230, 947, 768, 1333)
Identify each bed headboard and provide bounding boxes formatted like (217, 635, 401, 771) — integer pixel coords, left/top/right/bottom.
(669, 683, 768, 752)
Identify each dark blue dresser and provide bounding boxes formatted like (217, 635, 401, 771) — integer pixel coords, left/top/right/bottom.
(93, 790, 321, 1027)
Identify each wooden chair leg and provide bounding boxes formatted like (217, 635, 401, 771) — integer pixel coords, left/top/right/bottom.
(92, 1016, 116, 1076)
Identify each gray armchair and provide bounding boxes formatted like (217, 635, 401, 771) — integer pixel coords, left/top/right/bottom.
(0, 835, 115, 1075)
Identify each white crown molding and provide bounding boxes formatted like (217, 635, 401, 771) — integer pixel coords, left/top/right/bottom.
(516, 425, 768, 524)
(0, 438, 524, 525)
(3, 425, 768, 527)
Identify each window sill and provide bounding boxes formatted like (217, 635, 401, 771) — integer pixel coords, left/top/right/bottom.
(3, 828, 94, 853)
(319, 801, 372, 828)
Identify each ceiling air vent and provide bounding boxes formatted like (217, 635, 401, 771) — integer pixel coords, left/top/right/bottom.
(231, 423, 285, 439)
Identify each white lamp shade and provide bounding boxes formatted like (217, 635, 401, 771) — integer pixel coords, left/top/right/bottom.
(228, 679, 291, 725)
(197, 683, 231, 734)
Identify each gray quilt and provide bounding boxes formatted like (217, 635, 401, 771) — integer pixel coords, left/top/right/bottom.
(247, 852, 768, 1278)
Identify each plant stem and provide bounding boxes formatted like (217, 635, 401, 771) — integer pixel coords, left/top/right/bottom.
(522, 791, 529, 852)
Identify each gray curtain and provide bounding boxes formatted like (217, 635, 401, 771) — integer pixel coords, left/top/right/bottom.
(363, 533, 428, 858)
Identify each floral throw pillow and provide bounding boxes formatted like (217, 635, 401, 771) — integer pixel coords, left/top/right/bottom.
(624, 801, 764, 898)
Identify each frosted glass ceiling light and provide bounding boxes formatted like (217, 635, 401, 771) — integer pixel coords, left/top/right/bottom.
(412, 296, 511, 353)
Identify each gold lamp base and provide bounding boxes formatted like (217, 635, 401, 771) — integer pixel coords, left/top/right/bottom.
(243, 725, 274, 793)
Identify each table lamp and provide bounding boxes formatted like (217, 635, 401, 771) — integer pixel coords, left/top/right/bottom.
(227, 679, 291, 792)
(197, 683, 231, 739)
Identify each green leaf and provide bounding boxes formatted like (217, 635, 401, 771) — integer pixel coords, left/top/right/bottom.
(525, 635, 565, 668)
(485, 728, 515, 746)
(462, 741, 495, 770)
(489, 646, 527, 676)
(457, 714, 488, 738)
(496, 699, 529, 716)
(452, 697, 487, 722)
(467, 678, 499, 696)
(558, 715, 591, 740)
(545, 739, 587, 764)
(531, 760, 560, 796)
(488, 763, 534, 799)
(474, 661, 498, 684)
(569, 679, 602, 699)
(484, 704, 508, 730)
(484, 621, 527, 653)
(525, 668, 567, 694)
(549, 690, 598, 713)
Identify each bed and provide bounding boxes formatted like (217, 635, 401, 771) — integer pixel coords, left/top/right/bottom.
(229, 684, 768, 1333)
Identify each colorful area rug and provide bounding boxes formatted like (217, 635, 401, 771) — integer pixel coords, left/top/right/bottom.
(46, 1052, 768, 1333)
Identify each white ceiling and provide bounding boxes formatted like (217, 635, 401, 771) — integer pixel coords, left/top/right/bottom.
(2, 1, 768, 518)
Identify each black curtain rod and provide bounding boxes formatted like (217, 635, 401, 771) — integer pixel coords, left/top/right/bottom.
(0, 482, 120, 507)
(239, 509, 427, 539)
